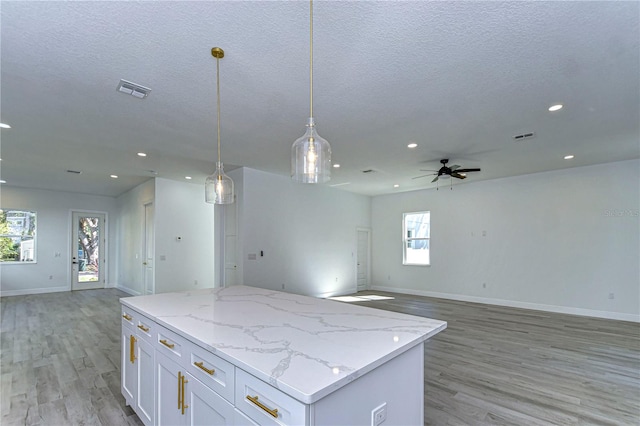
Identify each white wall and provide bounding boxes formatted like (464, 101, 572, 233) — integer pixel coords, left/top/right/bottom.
(115, 179, 155, 295)
(115, 178, 215, 295)
(153, 178, 215, 293)
(233, 168, 371, 297)
(371, 160, 640, 321)
(0, 186, 117, 296)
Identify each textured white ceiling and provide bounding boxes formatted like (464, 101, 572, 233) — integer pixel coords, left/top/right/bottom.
(1, 1, 638, 197)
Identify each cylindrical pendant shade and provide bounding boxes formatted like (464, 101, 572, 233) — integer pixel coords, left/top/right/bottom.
(205, 162, 234, 204)
(291, 117, 331, 183)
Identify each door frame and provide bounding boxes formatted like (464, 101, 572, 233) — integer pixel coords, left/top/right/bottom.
(143, 201, 155, 295)
(356, 227, 371, 292)
(70, 210, 108, 290)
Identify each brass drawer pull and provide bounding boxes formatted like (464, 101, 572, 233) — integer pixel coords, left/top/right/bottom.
(246, 395, 278, 418)
(194, 361, 215, 375)
(160, 339, 175, 349)
(129, 335, 136, 363)
(122, 313, 132, 321)
(178, 372, 182, 409)
(178, 372, 189, 415)
(137, 324, 150, 332)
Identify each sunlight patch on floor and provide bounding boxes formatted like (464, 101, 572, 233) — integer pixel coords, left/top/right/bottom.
(328, 294, 395, 302)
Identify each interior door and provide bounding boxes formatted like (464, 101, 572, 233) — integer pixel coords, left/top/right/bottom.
(144, 202, 155, 295)
(71, 212, 105, 290)
(223, 200, 237, 287)
(356, 228, 371, 291)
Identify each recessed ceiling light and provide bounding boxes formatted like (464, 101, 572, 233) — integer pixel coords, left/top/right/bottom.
(185, 176, 192, 180)
(564, 155, 574, 160)
(0, 123, 11, 129)
(137, 152, 147, 157)
(110, 175, 119, 179)
(393, 184, 400, 188)
(407, 143, 418, 148)
(333, 164, 340, 168)
(548, 104, 563, 112)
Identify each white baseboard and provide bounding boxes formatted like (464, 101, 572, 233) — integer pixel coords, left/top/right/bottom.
(369, 285, 640, 323)
(0, 285, 70, 297)
(115, 285, 141, 296)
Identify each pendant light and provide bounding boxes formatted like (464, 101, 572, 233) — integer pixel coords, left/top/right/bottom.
(291, 0, 331, 183)
(205, 47, 234, 204)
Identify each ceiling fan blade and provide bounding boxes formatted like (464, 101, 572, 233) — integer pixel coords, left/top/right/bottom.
(455, 168, 481, 173)
(451, 172, 467, 179)
(419, 169, 438, 172)
(431, 176, 439, 183)
(412, 174, 435, 180)
(450, 165, 461, 171)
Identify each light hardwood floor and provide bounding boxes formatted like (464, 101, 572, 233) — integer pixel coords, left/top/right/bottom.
(1, 289, 638, 425)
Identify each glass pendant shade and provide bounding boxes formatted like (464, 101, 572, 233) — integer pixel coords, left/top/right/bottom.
(291, 117, 331, 183)
(205, 162, 234, 204)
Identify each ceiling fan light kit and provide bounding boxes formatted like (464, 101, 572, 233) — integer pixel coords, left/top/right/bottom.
(291, 0, 332, 184)
(205, 47, 235, 205)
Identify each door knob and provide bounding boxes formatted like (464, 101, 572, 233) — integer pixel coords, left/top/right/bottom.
(143, 262, 148, 265)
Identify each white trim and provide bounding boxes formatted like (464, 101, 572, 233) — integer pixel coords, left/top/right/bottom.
(114, 285, 141, 296)
(370, 285, 640, 323)
(0, 285, 69, 297)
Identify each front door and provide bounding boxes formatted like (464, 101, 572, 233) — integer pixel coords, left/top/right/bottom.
(71, 211, 105, 290)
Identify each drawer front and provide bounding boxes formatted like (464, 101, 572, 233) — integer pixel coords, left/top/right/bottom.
(235, 369, 307, 426)
(135, 313, 156, 343)
(187, 342, 235, 403)
(155, 324, 186, 361)
(121, 306, 136, 328)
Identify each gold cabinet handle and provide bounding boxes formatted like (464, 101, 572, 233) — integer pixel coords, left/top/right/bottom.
(122, 313, 132, 321)
(129, 335, 136, 363)
(181, 375, 189, 415)
(137, 324, 150, 332)
(177, 372, 182, 409)
(246, 395, 278, 418)
(194, 361, 215, 375)
(159, 339, 175, 349)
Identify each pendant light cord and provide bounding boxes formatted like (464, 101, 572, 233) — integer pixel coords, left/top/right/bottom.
(216, 56, 221, 164)
(309, 0, 313, 119)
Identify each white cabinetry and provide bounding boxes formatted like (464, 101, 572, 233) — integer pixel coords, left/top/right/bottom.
(121, 307, 156, 426)
(121, 288, 443, 426)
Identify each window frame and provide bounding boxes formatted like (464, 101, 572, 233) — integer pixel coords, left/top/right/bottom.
(402, 211, 430, 266)
(0, 209, 37, 264)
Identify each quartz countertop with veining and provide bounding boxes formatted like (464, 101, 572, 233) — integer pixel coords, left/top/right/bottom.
(120, 285, 447, 404)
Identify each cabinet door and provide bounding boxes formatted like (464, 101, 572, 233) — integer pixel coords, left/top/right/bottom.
(136, 337, 155, 426)
(156, 352, 186, 426)
(122, 329, 137, 406)
(185, 373, 235, 425)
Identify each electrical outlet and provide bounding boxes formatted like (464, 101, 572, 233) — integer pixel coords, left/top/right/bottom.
(371, 403, 387, 426)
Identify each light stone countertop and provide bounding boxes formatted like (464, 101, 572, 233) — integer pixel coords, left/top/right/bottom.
(120, 285, 447, 404)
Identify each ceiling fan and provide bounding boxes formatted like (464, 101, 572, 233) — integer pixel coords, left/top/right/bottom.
(413, 159, 481, 183)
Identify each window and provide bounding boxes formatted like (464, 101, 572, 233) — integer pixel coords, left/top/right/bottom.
(403, 211, 430, 265)
(0, 209, 37, 263)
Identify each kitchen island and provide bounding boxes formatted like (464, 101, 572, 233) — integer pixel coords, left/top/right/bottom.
(121, 285, 446, 425)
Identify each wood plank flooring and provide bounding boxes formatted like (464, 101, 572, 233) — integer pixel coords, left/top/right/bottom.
(1, 288, 638, 425)
(352, 291, 640, 426)
(1, 289, 143, 426)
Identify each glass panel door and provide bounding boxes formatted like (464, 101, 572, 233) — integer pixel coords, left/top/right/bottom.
(72, 212, 105, 290)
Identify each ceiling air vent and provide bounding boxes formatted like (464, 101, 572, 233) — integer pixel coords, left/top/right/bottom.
(117, 79, 151, 99)
(361, 169, 376, 174)
(513, 132, 535, 141)
(66, 169, 82, 174)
